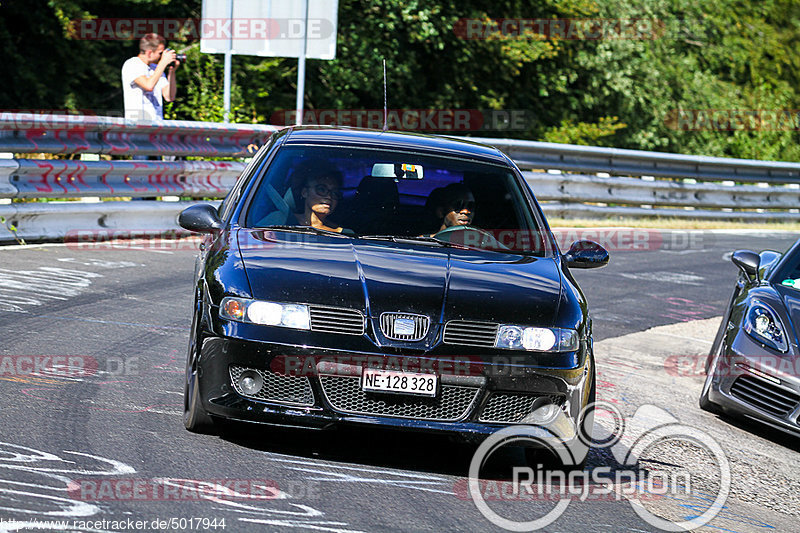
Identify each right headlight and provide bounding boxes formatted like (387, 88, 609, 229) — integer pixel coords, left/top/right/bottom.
(743, 302, 788, 353)
(495, 325, 579, 352)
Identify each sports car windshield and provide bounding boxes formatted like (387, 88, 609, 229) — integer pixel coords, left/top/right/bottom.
(243, 145, 552, 255)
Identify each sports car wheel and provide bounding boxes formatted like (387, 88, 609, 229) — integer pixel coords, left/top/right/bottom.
(699, 339, 723, 415)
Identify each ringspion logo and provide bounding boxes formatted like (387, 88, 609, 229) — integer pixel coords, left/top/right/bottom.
(465, 403, 730, 531)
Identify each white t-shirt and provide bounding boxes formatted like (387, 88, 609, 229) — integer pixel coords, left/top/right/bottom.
(121, 57, 169, 121)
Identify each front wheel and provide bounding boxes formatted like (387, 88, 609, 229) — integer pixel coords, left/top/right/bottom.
(183, 309, 215, 433)
(525, 357, 595, 471)
(699, 339, 723, 415)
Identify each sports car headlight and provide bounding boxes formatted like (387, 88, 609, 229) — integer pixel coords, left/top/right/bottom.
(743, 302, 788, 353)
(219, 297, 310, 330)
(495, 325, 579, 352)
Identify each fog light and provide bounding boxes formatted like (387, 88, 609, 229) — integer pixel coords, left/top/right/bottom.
(238, 370, 263, 396)
(520, 400, 560, 425)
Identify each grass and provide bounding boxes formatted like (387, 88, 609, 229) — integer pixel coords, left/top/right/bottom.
(547, 216, 800, 230)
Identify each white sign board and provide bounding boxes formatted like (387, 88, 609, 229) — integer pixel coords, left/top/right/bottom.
(201, 0, 338, 60)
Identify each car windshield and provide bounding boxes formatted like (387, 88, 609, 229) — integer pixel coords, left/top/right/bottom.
(242, 145, 552, 255)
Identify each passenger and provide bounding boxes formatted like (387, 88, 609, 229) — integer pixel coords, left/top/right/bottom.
(431, 183, 476, 233)
(292, 167, 347, 233)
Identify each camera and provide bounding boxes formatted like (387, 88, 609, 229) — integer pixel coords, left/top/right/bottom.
(166, 49, 186, 67)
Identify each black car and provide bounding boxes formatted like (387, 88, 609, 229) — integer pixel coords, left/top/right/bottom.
(701, 242, 800, 438)
(178, 127, 608, 462)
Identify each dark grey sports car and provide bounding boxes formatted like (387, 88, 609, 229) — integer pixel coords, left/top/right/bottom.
(179, 127, 609, 464)
(701, 241, 800, 438)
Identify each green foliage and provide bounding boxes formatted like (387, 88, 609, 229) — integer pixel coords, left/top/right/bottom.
(0, 216, 25, 245)
(163, 44, 261, 123)
(2, 0, 800, 160)
(543, 116, 627, 145)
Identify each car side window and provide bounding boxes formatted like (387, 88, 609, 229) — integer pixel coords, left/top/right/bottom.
(219, 141, 276, 223)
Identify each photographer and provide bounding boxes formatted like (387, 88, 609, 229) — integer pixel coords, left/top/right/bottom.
(121, 33, 181, 121)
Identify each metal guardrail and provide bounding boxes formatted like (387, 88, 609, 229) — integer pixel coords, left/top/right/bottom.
(0, 113, 277, 157)
(473, 137, 800, 184)
(0, 200, 209, 243)
(0, 159, 243, 199)
(1, 113, 799, 243)
(526, 172, 800, 210)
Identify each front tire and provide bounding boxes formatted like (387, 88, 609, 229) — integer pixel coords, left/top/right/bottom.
(183, 308, 215, 433)
(699, 339, 723, 415)
(524, 355, 595, 472)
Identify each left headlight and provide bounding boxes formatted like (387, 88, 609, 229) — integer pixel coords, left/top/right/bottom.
(743, 302, 788, 353)
(495, 325, 579, 352)
(219, 297, 310, 330)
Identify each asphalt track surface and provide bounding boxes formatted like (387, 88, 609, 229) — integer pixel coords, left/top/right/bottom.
(0, 229, 797, 533)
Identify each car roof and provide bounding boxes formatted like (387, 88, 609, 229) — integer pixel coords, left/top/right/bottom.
(281, 126, 509, 165)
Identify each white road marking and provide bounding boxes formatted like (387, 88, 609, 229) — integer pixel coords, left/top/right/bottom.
(619, 271, 705, 285)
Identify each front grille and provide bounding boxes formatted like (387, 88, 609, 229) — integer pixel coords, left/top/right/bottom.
(730, 374, 800, 419)
(380, 312, 430, 341)
(309, 305, 365, 335)
(319, 375, 479, 421)
(443, 321, 498, 347)
(229, 365, 314, 406)
(479, 393, 565, 423)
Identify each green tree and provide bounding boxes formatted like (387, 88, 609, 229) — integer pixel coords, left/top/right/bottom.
(3, 0, 800, 160)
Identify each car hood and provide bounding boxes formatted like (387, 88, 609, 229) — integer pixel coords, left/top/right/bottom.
(237, 229, 563, 328)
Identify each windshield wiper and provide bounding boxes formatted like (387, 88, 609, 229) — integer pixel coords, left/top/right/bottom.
(359, 234, 453, 247)
(256, 225, 351, 238)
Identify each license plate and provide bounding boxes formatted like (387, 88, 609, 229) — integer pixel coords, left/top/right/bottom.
(361, 368, 438, 397)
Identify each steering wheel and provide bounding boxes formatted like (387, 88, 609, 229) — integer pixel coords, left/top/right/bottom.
(433, 225, 509, 250)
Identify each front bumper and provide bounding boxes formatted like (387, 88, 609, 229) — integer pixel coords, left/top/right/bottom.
(195, 335, 592, 443)
(708, 329, 800, 438)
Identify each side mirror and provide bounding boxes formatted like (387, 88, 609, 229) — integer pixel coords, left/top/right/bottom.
(732, 249, 760, 283)
(564, 240, 609, 269)
(178, 204, 223, 233)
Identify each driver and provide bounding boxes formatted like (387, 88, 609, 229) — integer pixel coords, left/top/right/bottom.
(433, 183, 475, 232)
(287, 161, 350, 233)
(295, 171, 347, 233)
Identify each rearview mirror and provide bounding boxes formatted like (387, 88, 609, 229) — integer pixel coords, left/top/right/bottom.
(564, 240, 609, 269)
(178, 204, 223, 234)
(371, 163, 423, 180)
(732, 249, 760, 282)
